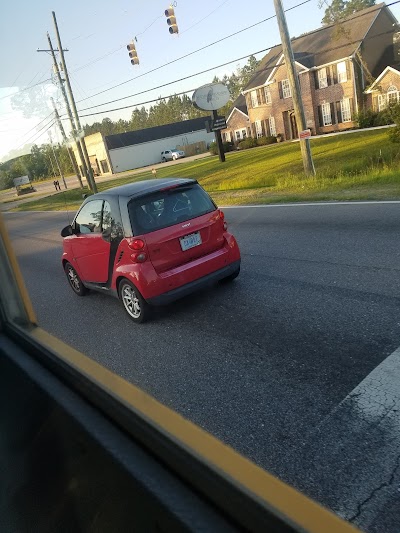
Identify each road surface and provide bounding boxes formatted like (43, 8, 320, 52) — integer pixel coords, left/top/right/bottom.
(4, 202, 400, 532)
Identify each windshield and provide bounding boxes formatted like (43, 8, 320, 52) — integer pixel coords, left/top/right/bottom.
(128, 184, 215, 234)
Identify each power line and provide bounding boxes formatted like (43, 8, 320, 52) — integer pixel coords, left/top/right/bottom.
(72, 18, 399, 116)
(14, 118, 55, 151)
(73, 48, 270, 114)
(0, 76, 53, 101)
(180, 0, 232, 35)
(63, 89, 197, 119)
(17, 112, 54, 142)
(75, 0, 312, 104)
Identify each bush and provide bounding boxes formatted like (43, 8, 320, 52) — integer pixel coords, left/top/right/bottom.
(354, 108, 393, 129)
(223, 141, 234, 153)
(209, 141, 234, 155)
(208, 141, 218, 155)
(238, 137, 258, 150)
(256, 136, 277, 146)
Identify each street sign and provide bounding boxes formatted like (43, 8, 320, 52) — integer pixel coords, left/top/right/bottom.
(211, 116, 227, 131)
(299, 129, 311, 140)
(13, 175, 30, 187)
(192, 83, 230, 111)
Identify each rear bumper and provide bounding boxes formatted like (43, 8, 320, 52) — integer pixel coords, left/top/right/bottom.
(147, 259, 240, 306)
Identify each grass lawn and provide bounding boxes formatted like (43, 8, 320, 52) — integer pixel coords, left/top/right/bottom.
(10, 128, 400, 212)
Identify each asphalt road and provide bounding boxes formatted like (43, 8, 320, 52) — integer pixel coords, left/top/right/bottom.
(4, 202, 400, 532)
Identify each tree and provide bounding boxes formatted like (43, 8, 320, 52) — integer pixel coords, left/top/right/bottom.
(320, 0, 375, 24)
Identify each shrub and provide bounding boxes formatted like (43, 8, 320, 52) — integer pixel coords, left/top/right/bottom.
(238, 137, 257, 150)
(354, 108, 393, 129)
(256, 136, 277, 146)
(222, 141, 234, 153)
(208, 141, 218, 155)
(209, 141, 234, 155)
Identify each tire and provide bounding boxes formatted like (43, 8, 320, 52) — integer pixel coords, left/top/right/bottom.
(119, 279, 151, 323)
(162, 157, 166, 163)
(220, 266, 240, 283)
(64, 262, 87, 296)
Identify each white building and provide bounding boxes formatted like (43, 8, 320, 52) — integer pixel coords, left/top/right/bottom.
(73, 117, 214, 176)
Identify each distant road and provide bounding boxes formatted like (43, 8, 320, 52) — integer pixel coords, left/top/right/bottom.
(0, 152, 211, 211)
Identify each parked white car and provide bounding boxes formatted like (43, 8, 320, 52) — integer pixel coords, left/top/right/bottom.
(161, 149, 186, 162)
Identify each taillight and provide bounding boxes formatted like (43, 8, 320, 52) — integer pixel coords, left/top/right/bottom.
(130, 252, 147, 263)
(219, 210, 228, 230)
(129, 238, 145, 250)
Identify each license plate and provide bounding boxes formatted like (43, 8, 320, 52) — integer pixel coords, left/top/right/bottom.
(180, 231, 202, 251)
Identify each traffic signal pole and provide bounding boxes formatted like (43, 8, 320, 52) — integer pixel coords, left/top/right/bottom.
(52, 11, 98, 193)
(273, 0, 315, 176)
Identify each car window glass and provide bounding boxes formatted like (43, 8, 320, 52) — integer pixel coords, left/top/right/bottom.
(128, 184, 215, 235)
(75, 200, 104, 234)
(102, 201, 113, 231)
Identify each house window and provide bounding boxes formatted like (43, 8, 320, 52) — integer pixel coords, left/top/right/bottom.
(281, 79, 291, 98)
(318, 67, 328, 89)
(321, 102, 332, 126)
(223, 131, 231, 142)
(340, 98, 352, 122)
(269, 116, 277, 137)
(387, 85, 399, 106)
(337, 61, 347, 83)
(264, 86, 271, 104)
(250, 90, 258, 108)
(235, 129, 247, 141)
(378, 94, 387, 111)
(255, 120, 263, 138)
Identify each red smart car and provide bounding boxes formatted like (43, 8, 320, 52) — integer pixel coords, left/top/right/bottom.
(61, 178, 241, 322)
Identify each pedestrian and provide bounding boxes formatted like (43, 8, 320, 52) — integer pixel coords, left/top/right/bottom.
(57, 180, 61, 191)
(53, 180, 58, 191)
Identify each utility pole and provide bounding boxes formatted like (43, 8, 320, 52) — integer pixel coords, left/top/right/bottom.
(43, 34, 87, 189)
(52, 11, 97, 193)
(273, 0, 315, 176)
(51, 97, 82, 188)
(48, 131, 67, 189)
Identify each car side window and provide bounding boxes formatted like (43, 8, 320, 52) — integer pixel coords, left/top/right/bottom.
(102, 201, 113, 232)
(75, 200, 104, 234)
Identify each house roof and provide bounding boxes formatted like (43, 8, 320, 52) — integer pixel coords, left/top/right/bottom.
(243, 3, 390, 92)
(365, 65, 400, 92)
(226, 93, 249, 123)
(105, 117, 209, 150)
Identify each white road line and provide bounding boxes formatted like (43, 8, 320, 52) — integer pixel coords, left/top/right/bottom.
(221, 200, 400, 208)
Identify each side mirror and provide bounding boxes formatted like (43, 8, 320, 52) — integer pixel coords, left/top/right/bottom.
(61, 225, 73, 237)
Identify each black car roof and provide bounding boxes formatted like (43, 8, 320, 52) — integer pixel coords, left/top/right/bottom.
(92, 178, 196, 199)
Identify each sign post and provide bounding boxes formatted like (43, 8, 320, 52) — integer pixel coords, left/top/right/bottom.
(192, 83, 230, 163)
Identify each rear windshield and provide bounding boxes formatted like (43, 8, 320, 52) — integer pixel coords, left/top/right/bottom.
(128, 184, 216, 235)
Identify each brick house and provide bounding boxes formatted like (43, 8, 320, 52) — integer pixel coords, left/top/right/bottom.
(221, 94, 250, 144)
(241, 3, 398, 140)
(364, 65, 400, 110)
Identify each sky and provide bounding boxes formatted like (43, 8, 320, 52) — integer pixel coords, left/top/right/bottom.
(1, 0, 400, 162)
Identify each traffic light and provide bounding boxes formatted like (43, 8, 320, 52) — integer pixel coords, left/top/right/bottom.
(165, 7, 178, 34)
(127, 41, 139, 65)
